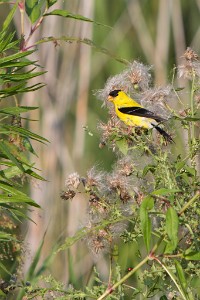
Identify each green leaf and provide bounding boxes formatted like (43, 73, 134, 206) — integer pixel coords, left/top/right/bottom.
(115, 138, 128, 155)
(165, 207, 179, 253)
(2, 0, 19, 31)
(22, 137, 38, 156)
(142, 164, 156, 176)
(183, 251, 200, 260)
(174, 87, 185, 91)
(175, 160, 185, 172)
(25, 168, 46, 181)
(0, 194, 39, 206)
(151, 188, 180, 196)
(0, 82, 45, 98)
(184, 165, 196, 176)
(0, 141, 24, 172)
(0, 261, 11, 275)
(139, 196, 154, 252)
(46, 0, 57, 8)
(35, 243, 58, 277)
(175, 260, 187, 291)
(44, 9, 110, 28)
(182, 117, 200, 121)
(160, 296, 168, 300)
(0, 182, 40, 207)
(26, 232, 46, 280)
(0, 50, 35, 66)
(1, 70, 45, 82)
(0, 125, 49, 143)
(25, 0, 45, 23)
(0, 59, 37, 68)
(0, 106, 38, 116)
(0, 31, 17, 53)
(0, 231, 18, 241)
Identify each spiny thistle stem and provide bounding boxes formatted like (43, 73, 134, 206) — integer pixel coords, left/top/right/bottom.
(179, 191, 200, 216)
(97, 235, 164, 300)
(190, 71, 195, 144)
(153, 256, 189, 300)
(97, 255, 149, 300)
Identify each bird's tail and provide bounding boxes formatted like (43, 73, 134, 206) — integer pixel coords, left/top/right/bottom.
(153, 125, 174, 143)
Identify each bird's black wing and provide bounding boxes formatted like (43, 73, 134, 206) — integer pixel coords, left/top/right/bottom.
(118, 106, 165, 123)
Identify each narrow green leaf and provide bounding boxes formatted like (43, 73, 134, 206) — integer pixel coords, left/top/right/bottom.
(139, 196, 154, 252)
(152, 188, 180, 196)
(0, 50, 35, 66)
(0, 59, 36, 68)
(0, 82, 26, 96)
(44, 9, 111, 28)
(2, 0, 19, 31)
(46, 0, 57, 8)
(165, 207, 179, 253)
(0, 195, 39, 207)
(35, 243, 58, 277)
(183, 251, 200, 261)
(0, 231, 18, 241)
(0, 141, 24, 172)
(0, 261, 11, 275)
(0, 106, 38, 115)
(175, 260, 187, 291)
(0, 182, 40, 207)
(25, 169, 46, 181)
(10, 208, 36, 223)
(184, 165, 196, 176)
(25, 0, 45, 23)
(27, 6, 41, 23)
(0, 160, 45, 181)
(175, 87, 185, 92)
(0, 125, 49, 143)
(182, 117, 200, 121)
(0, 31, 16, 53)
(26, 231, 46, 280)
(142, 164, 156, 176)
(0, 162, 24, 180)
(160, 296, 168, 300)
(175, 160, 185, 172)
(1, 70, 45, 82)
(23, 137, 38, 156)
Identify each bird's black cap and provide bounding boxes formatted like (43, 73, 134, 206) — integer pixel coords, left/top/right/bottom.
(109, 90, 121, 97)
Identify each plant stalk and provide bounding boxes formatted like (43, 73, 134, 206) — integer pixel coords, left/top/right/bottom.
(179, 191, 200, 215)
(97, 255, 149, 300)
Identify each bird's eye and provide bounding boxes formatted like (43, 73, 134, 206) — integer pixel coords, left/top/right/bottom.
(109, 90, 121, 97)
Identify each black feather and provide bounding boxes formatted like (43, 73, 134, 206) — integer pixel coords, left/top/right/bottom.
(153, 125, 174, 143)
(109, 90, 121, 97)
(118, 106, 166, 123)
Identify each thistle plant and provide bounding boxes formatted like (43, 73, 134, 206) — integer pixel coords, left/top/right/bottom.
(58, 49, 200, 299)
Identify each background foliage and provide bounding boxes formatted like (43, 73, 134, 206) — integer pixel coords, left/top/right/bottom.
(0, 0, 199, 299)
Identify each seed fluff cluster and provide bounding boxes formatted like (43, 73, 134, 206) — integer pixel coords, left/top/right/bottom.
(178, 47, 200, 80)
(95, 60, 175, 149)
(62, 158, 140, 254)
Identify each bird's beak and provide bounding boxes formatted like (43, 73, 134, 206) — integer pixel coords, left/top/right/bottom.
(107, 95, 113, 101)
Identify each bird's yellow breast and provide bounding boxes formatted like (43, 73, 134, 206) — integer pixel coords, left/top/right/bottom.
(115, 107, 154, 129)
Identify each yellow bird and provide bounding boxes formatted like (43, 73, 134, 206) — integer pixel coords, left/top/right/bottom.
(108, 89, 173, 142)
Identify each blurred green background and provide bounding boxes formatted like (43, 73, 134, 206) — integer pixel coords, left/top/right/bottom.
(1, 0, 200, 291)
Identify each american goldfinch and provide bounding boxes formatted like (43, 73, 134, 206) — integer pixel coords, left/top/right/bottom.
(108, 89, 173, 142)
